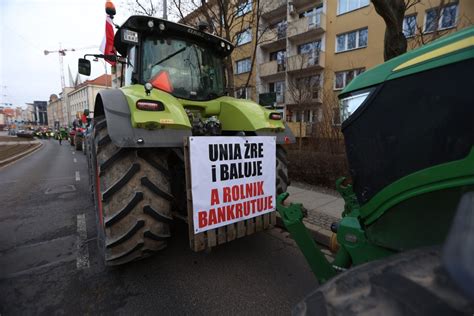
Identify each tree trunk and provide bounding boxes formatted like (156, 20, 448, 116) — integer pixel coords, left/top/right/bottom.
(371, 0, 407, 61)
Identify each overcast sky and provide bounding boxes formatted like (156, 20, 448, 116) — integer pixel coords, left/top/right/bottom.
(0, 0, 134, 107)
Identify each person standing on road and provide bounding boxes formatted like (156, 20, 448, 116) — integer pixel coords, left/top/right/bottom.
(58, 132, 63, 145)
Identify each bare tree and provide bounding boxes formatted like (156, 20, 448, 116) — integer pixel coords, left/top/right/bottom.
(285, 49, 324, 150)
(312, 87, 345, 155)
(125, 0, 161, 16)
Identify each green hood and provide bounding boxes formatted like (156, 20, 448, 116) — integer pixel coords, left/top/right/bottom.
(342, 26, 474, 96)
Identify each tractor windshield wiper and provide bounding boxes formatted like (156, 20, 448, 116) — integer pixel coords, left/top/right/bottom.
(152, 47, 187, 67)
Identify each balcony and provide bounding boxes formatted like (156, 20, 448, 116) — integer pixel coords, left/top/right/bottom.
(259, 60, 286, 79)
(261, 0, 287, 20)
(287, 13, 326, 41)
(286, 51, 325, 73)
(260, 26, 287, 51)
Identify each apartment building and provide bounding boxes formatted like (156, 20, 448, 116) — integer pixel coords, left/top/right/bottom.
(257, 0, 473, 137)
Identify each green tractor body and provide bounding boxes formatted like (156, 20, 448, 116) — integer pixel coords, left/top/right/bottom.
(277, 26, 474, 283)
(81, 16, 294, 265)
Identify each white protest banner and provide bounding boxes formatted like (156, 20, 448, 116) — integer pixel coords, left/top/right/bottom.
(189, 136, 276, 234)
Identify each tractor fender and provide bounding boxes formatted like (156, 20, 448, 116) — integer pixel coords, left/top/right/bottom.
(94, 89, 191, 148)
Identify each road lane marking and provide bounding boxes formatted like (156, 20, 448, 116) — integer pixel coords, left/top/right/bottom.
(72, 151, 75, 155)
(73, 158, 77, 163)
(44, 185, 76, 194)
(75, 171, 80, 181)
(76, 214, 90, 269)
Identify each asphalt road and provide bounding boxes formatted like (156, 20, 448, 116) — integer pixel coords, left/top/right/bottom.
(0, 138, 317, 315)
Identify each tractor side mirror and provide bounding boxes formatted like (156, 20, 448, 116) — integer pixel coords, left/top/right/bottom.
(78, 58, 91, 76)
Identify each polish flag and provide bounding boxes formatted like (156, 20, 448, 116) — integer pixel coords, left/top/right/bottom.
(100, 16, 116, 65)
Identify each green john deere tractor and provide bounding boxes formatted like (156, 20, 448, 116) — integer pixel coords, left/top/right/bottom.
(277, 26, 474, 313)
(79, 16, 294, 266)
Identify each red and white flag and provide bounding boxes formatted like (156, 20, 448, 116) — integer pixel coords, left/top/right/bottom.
(100, 7, 116, 65)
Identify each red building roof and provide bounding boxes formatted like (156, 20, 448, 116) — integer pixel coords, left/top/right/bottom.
(77, 74, 112, 89)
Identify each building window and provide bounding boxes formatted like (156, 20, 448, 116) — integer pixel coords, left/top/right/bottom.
(270, 20, 287, 39)
(337, 0, 370, 15)
(269, 81, 285, 103)
(236, 0, 252, 17)
(297, 40, 322, 55)
(425, 9, 438, 32)
(297, 75, 321, 99)
(235, 58, 252, 74)
(297, 40, 322, 65)
(269, 49, 286, 71)
(235, 86, 252, 99)
(425, 3, 458, 33)
(236, 28, 252, 46)
(403, 14, 417, 38)
(334, 68, 365, 90)
(299, 5, 323, 27)
(336, 28, 368, 52)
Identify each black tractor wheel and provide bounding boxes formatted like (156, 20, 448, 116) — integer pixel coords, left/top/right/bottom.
(276, 145, 289, 195)
(93, 116, 173, 266)
(293, 247, 474, 316)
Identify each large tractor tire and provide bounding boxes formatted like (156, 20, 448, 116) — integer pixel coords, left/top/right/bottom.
(92, 116, 173, 265)
(276, 145, 289, 195)
(293, 247, 474, 316)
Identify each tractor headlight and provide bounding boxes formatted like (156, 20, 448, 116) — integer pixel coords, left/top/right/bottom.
(339, 90, 372, 123)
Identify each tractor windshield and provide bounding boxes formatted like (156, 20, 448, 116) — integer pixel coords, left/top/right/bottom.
(142, 36, 226, 101)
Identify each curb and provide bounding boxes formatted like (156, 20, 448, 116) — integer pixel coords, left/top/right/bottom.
(275, 214, 334, 248)
(0, 142, 43, 169)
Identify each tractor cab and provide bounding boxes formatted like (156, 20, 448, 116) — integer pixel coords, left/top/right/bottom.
(114, 16, 233, 101)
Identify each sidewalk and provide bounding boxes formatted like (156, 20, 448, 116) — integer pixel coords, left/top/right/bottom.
(282, 182, 344, 246)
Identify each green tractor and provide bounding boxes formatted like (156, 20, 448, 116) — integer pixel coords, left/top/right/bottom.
(79, 16, 294, 266)
(277, 26, 474, 312)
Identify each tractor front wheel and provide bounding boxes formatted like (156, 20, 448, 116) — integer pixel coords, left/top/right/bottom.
(92, 116, 173, 265)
